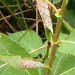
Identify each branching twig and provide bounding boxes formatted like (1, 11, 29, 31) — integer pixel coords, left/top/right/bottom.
(0, 11, 17, 32)
(46, 0, 67, 75)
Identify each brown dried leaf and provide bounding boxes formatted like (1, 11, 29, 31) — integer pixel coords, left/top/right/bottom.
(36, 0, 53, 33)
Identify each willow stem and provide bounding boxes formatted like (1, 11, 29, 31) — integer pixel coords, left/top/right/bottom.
(46, 0, 67, 75)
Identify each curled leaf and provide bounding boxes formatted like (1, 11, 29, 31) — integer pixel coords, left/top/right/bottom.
(0, 56, 21, 68)
(20, 59, 47, 69)
(36, 0, 53, 33)
(0, 55, 48, 69)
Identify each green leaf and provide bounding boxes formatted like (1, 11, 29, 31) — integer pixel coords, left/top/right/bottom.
(0, 56, 21, 68)
(64, 10, 75, 28)
(0, 63, 40, 75)
(59, 33, 68, 40)
(0, 33, 40, 75)
(0, 33, 30, 57)
(45, 29, 51, 42)
(58, 29, 75, 56)
(0, 56, 47, 69)
(42, 40, 48, 57)
(60, 67, 75, 75)
(8, 30, 43, 57)
(0, 55, 44, 75)
(53, 0, 69, 4)
(45, 29, 53, 43)
(50, 53, 75, 75)
(53, 0, 61, 4)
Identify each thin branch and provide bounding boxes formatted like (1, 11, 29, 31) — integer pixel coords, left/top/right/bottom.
(19, 17, 36, 21)
(36, 3, 39, 34)
(0, 11, 17, 32)
(0, 5, 18, 8)
(29, 45, 47, 54)
(50, 0, 53, 18)
(28, 0, 36, 11)
(45, 0, 58, 13)
(46, 0, 67, 75)
(0, 9, 32, 21)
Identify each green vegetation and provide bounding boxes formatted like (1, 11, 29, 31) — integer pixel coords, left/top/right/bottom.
(0, 0, 75, 75)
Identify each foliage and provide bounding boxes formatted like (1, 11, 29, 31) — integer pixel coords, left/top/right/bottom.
(0, 0, 75, 75)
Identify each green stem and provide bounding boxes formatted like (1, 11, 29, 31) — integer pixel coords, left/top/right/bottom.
(16, 0, 28, 29)
(46, 44, 58, 75)
(42, 42, 51, 63)
(54, 1, 66, 41)
(63, 19, 73, 32)
(46, 0, 67, 75)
